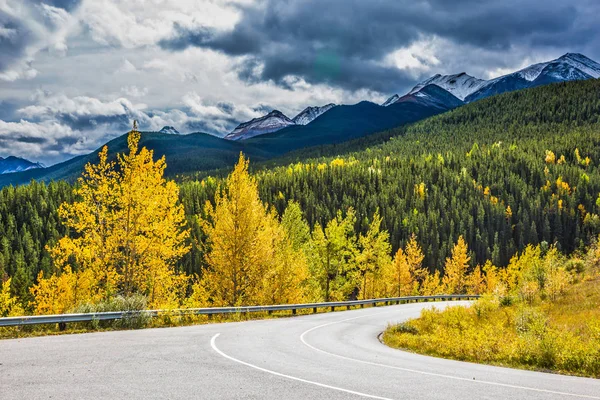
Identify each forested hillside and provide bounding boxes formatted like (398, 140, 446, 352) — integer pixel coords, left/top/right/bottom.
(186, 79, 600, 268)
(2, 79, 600, 310)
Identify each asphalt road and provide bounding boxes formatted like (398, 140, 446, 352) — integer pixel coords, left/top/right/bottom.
(1, 301, 599, 399)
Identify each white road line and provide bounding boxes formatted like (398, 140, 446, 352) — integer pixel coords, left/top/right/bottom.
(299, 309, 600, 400)
(210, 333, 394, 400)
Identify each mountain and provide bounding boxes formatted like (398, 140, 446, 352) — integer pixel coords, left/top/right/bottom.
(245, 98, 453, 152)
(408, 72, 486, 101)
(388, 84, 464, 110)
(0, 156, 43, 174)
(381, 94, 400, 107)
(225, 110, 295, 140)
(159, 126, 179, 134)
(292, 103, 337, 125)
(0, 132, 269, 187)
(466, 53, 600, 102)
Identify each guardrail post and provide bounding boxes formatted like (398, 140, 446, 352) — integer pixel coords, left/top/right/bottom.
(268, 310, 272, 315)
(313, 307, 317, 313)
(292, 308, 297, 315)
(360, 303, 364, 308)
(331, 306, 335, 312)
(58, 322, 67, 331)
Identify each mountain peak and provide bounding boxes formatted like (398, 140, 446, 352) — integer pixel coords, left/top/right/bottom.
(159, 126, 180, 134)
(407, 72, 485, 101)
(225, 110, 295, 141)
(292, 103, 337, 125)
(0, 156, 44, 174)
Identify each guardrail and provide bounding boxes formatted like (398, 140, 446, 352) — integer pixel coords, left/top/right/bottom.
(0, 294, 478, 329)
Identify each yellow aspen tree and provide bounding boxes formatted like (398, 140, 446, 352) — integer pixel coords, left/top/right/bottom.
(465, 265, 486, 295)
(482, 260, 502, 294)
(308, 209, 357, 302)
(45, 123, 190, 311)
(442, 236, 470, 294)
(0, 278, 23, 317)
(420, 271, 443, 295)
(405, 234, 426, 283)
(392, 248, 412, 296)
(261, 214, 310, 305)
(356, 211, 392, 299)
(200, 153, 279, 306)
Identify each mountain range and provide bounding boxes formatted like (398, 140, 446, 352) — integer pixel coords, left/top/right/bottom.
(383, 52, 600, 107)
(0, 156, 44, 175)
(0, 52, 598, 187)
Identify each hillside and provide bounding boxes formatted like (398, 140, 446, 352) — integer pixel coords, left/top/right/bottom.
(0, 132, 265, 187)
(383, 253, 600, 378)
(0, 98, 452, 187)
(2, 79, 600, 300)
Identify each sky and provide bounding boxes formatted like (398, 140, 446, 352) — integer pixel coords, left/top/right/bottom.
(1, 0, 599, 165)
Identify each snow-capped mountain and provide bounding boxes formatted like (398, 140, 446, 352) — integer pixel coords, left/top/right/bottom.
(408, 72, 486, 101)
(225, 110, 296, 140)
(159, 126, 179, 134)
(0, 156, 44, 174)
(466, 53, 600, 102)
(392, 84, 464, 110)
(292, 103, 337, 125)
(381, 94, 400, 107)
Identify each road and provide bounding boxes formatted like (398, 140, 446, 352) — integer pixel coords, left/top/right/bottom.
(1, 301, 599, 399)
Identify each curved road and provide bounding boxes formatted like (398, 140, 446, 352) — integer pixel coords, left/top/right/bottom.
(1, 301, 599, 399)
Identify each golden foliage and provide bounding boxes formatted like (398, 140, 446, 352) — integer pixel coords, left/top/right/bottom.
(0, 278, 23, 317)
(35, 125, 190, 312)
(442, 236, 470, 294)
(199, 154, 309, 306)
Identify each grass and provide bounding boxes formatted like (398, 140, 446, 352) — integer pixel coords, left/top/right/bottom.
(382, 277, 600, 378)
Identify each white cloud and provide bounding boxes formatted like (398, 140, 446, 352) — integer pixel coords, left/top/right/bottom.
(121, 85, 149, 98)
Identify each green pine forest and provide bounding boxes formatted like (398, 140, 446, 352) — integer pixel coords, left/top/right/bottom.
(2, 79, 600, 309)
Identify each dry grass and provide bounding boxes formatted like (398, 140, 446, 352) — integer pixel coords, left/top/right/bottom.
(383, 277, 600, 378)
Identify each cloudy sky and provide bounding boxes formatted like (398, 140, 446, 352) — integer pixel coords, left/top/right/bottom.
(1, 0, 599, 165)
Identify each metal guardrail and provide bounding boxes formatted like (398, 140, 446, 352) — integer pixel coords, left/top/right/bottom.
(0, 294, 478, 328)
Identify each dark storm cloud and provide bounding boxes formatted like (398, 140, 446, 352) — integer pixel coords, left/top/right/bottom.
(56, 113, 130, 131)
(0, 13, 32, 71)
(159, 0, 597, 92)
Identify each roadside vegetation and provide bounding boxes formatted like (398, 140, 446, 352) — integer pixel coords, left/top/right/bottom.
(383, 244, 600, 378)
(1, 79, 600, 349)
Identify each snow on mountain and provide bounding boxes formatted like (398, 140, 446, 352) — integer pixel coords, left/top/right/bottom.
(381, 94, 400, 107)
(225, 110, 296, 140)
(0, 156, 44, 174)
(557, 53, 600, 79)
(408, 72, 487, 101)
(292, 103, 336, 125)
(516, 61, 548, 81)
(466, 53, 600, 102)
(394, 84, 464, 110)
(159, 126, 180, 134)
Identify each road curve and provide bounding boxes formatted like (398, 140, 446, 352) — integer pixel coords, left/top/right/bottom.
(1, 301, 599, 399)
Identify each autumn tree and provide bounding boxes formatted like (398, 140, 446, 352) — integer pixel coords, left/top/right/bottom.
(35, 123, 190, 312)
(356, 211, 392, 299)
(391, 235, 426, 296)
(199, 154, 308, 306)
(442, 236, 471, 294)
(309, 208, 357, 301)
(0, 278, 23, 317)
